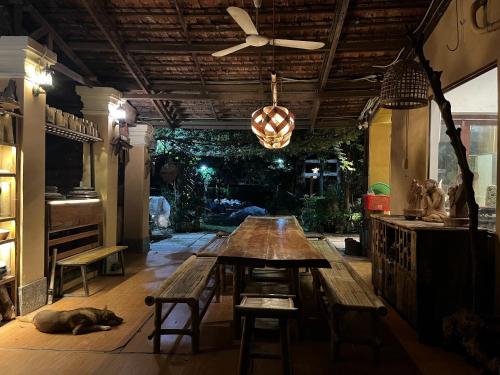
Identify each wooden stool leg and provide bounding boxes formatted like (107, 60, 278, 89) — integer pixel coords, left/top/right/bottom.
(279, 318, 293, 375)
(191, 300, 200, 354)
(153, 302, 162, 354)
(81, 266, 90, 296)
(238, 316, 255, 375)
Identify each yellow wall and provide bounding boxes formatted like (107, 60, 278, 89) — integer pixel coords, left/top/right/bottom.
(390, 107, 430, 214)
(76, 87, 121, 246)
(368, 109, 391, 187)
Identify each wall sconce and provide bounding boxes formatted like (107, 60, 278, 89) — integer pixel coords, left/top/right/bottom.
(109, 102, 126, 124)
(28, 60, 54, 97)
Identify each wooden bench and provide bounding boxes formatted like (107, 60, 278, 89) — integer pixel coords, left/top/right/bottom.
(305, 232, 325, 240)
(195, 236, 228, 291)
(311, 240, 387, 362)
(144, 255, 219, 354)
(46, 200, 127, 303)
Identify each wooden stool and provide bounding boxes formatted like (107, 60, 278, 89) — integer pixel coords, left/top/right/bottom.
(236, 294, 297, 375)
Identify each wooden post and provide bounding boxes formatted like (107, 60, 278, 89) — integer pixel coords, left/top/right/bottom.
(411, 33, 481, 312)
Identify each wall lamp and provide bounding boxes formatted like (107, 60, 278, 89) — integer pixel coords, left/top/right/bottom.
(28, 60, 54, 97)
(109, 102, 126, 124)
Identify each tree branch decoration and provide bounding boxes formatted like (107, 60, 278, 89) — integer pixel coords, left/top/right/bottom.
(410, 33, 481, 312)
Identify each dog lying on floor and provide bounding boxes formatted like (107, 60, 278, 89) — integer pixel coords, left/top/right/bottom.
(19, 307, 123, 335)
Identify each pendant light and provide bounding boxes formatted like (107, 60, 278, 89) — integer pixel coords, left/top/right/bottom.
(251, 72, 295, 149)
(250, 0, 295, 149)
(380, 59, 429, 110)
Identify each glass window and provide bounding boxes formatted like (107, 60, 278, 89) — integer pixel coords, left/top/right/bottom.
(430, 68, 498, 231)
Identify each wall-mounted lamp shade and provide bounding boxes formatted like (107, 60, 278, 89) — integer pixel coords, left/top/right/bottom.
(108, 103, 126, 121)
(251, 105, 295, 149)
(380, 60, 429, 110)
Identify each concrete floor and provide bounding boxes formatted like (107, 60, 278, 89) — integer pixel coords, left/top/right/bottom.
(0, 232, 479, 375)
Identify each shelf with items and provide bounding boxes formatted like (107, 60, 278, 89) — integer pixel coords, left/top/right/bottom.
(0, 274, 15, 287)
(46, 123, 102, 143)
(0, 109, 18, 315)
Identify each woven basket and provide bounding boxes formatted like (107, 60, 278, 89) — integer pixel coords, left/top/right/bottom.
(380, 60, 429, 110)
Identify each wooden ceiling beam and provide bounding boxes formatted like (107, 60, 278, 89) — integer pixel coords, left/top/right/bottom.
(122, 89, 379, 101)
(171, 0, 218, 120)
(310, 0, 351, 133)
(24, 4, 98, 83)
(106, 80, 379, 92)
(43, 3, 430, 17)
(79, 0, 179, 127)
(66, 38, 404, 54)
(140, 118, 357, 130)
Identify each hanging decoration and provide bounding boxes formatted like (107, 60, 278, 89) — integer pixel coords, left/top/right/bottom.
(379, 59, 429, 110)
(251, 72, 295, 149)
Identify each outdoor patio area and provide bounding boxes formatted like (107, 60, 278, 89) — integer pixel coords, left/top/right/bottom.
(1, 1, 500, 374)
(0, 233, 479, 374)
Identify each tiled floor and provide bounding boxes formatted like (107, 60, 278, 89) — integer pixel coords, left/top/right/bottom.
(0, 232, 479, 375)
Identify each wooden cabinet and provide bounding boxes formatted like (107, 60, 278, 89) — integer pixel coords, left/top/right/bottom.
(371, 215, 493, 344)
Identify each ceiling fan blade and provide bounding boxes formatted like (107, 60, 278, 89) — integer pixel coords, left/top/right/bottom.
(270, 39, 325, 50)
(227, 7, 258, 35)
(211, 43, 250, 57)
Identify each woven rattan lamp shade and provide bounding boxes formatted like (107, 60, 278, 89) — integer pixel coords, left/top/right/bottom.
(380, 60, 429, 110)
(251, 105, 295, 149)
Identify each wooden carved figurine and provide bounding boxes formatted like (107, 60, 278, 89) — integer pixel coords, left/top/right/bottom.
(422, 179, 447, 222)
(444, 182, 469, 227)
(404, 179, 424, 220)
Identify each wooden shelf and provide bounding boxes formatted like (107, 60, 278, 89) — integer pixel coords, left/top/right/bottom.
(0, 110, 22, 119)
(0, 217, 15, 223)
(0, 274, 15, 287)
(0, 172, 15, 177)
(0, 238, 15, 246)
(46, 123, 102, 143)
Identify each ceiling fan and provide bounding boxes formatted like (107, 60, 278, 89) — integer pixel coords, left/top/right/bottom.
(212, 4, 325, 57)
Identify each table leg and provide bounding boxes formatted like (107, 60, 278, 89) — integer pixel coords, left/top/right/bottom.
(291, 267, 303, 339)
(233, 264, 243, 338)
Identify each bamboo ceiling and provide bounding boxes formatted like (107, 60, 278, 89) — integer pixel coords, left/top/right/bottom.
(15, 0, 442, 130)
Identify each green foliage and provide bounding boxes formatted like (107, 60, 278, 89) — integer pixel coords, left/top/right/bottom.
(155, 128, 360, 162)
(153, 127, 365, 233)
(300, 185, 362, 233)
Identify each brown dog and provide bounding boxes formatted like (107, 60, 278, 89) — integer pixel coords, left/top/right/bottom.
(19, 307, 123, 335)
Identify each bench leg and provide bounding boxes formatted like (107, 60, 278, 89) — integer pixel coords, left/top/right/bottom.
(59, 265, 64, 297)
(370, 313, 381, 364)
(118, 251, 126, 276)
(220, 264, 226, 292)
(154, 302, 162, 354)
(81, 266, 90, 296)
(279, 318, 293, 375)
(290, 268, 303, 340)
(191, 300, 200, 354)
(238, 316, 255, 375)
(215, 265, 221, 303)
(331, 309, 342, 361)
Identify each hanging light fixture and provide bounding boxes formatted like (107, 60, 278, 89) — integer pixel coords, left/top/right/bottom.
(251, 72, 295, 149)
(380, 59, 429, 110)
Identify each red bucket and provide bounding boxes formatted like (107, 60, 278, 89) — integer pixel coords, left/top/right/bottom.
(363, 194, 390, 211)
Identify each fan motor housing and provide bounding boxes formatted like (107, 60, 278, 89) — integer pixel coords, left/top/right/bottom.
(246, 35, 269, 47)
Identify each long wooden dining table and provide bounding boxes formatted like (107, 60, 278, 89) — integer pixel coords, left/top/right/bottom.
(217, 216, 331, 334)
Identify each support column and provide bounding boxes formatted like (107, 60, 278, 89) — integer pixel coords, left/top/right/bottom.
(0, 36, 56, 314)
(124, 124, 153, 252)
(76, 86, 120, 246)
